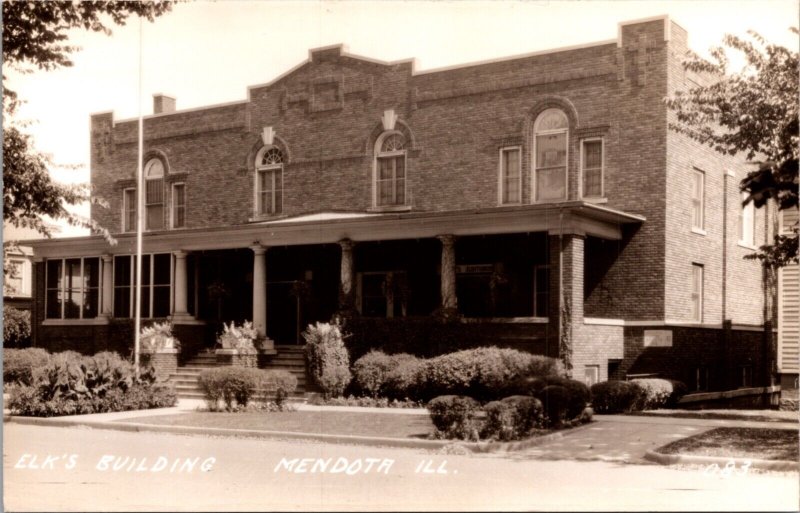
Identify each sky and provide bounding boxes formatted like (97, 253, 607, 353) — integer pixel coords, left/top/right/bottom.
(4, 0, 798, 239)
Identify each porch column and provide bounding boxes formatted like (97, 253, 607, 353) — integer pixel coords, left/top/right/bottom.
(338, 239, 355, 311)
(438, 234, 458, 314)
(101, 254, 113, 318)
(548, 232, 585, 375)
(251, 245, 271, 348)
(171, 250, 193, 322)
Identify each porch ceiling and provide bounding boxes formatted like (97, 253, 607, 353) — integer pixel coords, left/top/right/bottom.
(27, 202, 644, 258)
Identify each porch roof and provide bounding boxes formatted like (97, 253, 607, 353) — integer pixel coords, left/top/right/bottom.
(26, 202, 644, 258)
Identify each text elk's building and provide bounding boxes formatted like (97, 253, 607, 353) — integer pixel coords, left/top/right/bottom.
(29, 16, 783, 392)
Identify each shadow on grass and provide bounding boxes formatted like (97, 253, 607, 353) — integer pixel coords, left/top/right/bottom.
(656, 427, 799, 461)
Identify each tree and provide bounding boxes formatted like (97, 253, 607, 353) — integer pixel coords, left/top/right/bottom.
(665, 29, 798, 268)
(2, 0, 173, 242)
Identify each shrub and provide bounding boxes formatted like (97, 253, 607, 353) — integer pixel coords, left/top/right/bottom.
(524, 376, 590, 421)
(303, 321, 351, 398)
(538, 385, 574, 427)
(630, 378, 688, 410)
(257, 370, 298, 407)
(384, 354, 425, 399)
(590, 380, 645, 414)
(3, 347, 50, 385)
(352, 350, 395, 398)
(422, 347, 564, 401)
(482, 395, 544, 441)
(427, 395, 480, 441)
(198, 367, 264, 411)
(3, 306, 31, 348)
(8, 382, 176, 417)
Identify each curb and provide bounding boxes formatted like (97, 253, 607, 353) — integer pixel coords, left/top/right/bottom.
(643, 449, 799, 472)
(4, 414, 591, 454)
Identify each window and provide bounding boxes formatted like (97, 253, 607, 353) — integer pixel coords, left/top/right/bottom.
(584, 365, 600, 386)
(691, 263, 704, 322)
(375, 133, 406, 207)
(5, 258, 26, 296)
(171, 183, 186, 229)
(691, 168, 705, 231)
(122, 188, 136, 233)
(581, 139, 603, 198)
(144, 158, 165, 230)
(45, 257, 100, 319)
(357, 271, 407, 318)
(499, 147, 521, 204)
(533, 264, 549, 318)
(255, 147, 283, 215)
(113, 254, 171, 318)
(738, 193, 755, 246)
(533, 109, 568, 202)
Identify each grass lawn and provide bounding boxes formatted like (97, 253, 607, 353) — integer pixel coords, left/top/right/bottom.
(119, 410, 436, 439)
(656, 427, 799, 461)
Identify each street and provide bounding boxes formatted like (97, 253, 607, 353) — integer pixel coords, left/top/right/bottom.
(3, 423, 798, 511)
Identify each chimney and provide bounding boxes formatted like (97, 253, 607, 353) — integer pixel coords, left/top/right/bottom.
(153, 94, 176, 114)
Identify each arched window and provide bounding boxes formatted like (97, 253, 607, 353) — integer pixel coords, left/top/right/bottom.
(255, 146, 283, 215)
(374, 132, 406, 207)
(144, 158, 165, 230)
(533, 109, 568, 202)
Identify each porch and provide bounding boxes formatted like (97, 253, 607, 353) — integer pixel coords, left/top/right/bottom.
(29, 202, 644, 385)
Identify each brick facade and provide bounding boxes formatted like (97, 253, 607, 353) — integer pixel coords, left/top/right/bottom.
(31, 16, 775, 390)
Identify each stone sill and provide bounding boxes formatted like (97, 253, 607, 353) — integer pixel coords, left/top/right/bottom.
(460, 316, 548, 324)
(737, 241, 758, 251)
(691, 227, 707, 236)
(42, 318, 110, 326)
(366, 205, 413, 213)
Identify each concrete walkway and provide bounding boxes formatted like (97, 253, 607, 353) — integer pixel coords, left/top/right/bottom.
(491, 414, 797, 464)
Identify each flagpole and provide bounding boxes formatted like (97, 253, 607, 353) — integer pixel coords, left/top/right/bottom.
(134, 15, 144, 378)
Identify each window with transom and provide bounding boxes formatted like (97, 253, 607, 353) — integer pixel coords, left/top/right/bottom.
(375, 132, 406, 207)
(144, 158, 165, 230)
(533, 109, 568, 202)
(255, 146, 283, 216)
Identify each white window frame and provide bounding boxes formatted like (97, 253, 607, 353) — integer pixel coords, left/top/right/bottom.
(5, 257, 30, 297)
(691, 168, 705, 233)
(122, 188, 136, 233)
(498, 146, 522, 205)
(532, 109, 569, 204)
(144, 158, 165, 231)
(45, 256, 101, 320)
(254, 146, 284, 216)
(112, 253, 174, 319)
(691, 263, 704, 322)
(372, 131, 408, 209)
(580, 138, 604, 199)
(738, 192, 756, 247)
(171, 182, 186, 229)
(584, 365, 600, 386)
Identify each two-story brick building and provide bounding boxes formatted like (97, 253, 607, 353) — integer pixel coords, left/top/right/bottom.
(28, 16, 778, 392)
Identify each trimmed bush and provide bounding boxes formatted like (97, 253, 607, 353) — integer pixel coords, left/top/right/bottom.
(384, 354, 425, 400)
(3, 306, 31, 348)
(4, 347, 50, 385)
(482, 395, 544, 441)
(427, 395, 480, 441)
(258, 369, 298, 407)
(421, 347, 563, 401)
(303, 322, 351, 398)
(631, 378, 688, 410)
(590, 380, 644, 414)
(352, 350, 396, 398)
(524, 376, 591, 421)
(198, 367, 262, 411)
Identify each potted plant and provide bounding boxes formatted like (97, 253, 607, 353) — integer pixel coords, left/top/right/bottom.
(139, 321, 179, 379)
(216, 320, 258, 367)
(140, 321, 180, 352)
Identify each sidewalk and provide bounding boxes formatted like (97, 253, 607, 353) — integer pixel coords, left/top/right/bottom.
(5, 401, 797, 460)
